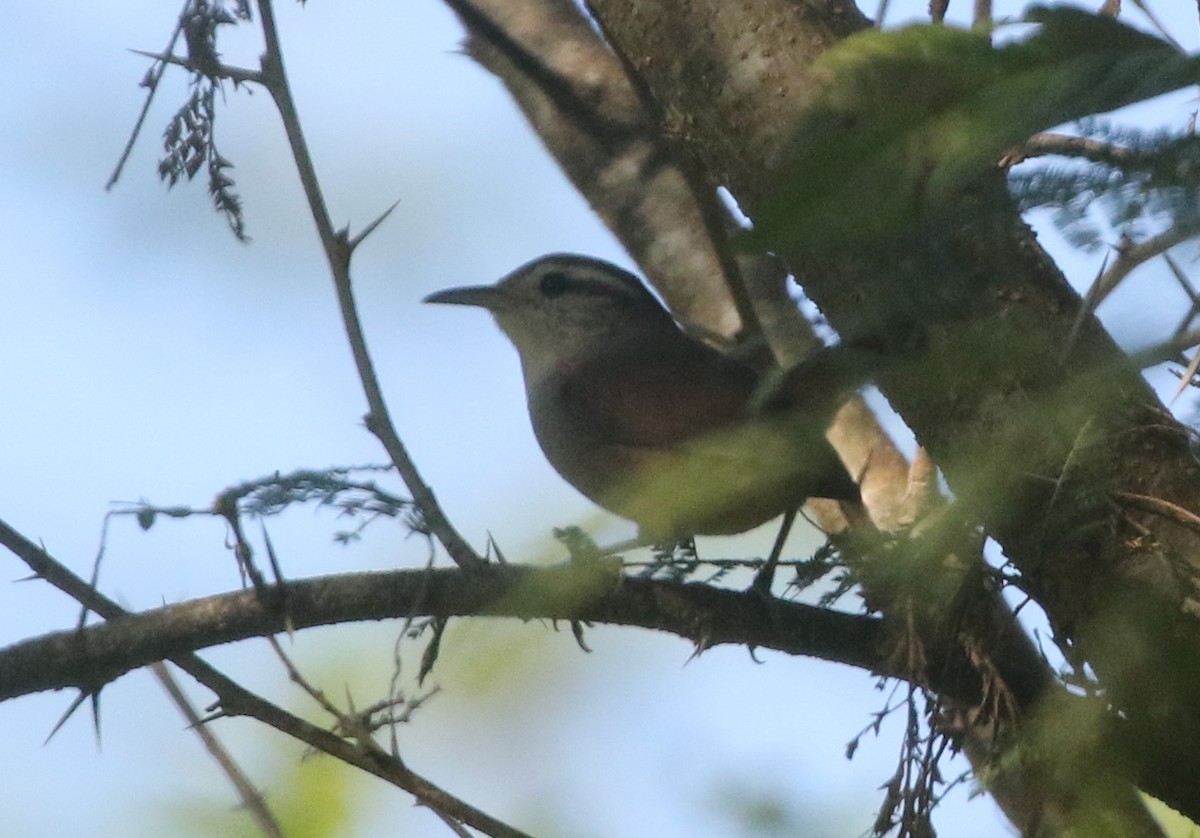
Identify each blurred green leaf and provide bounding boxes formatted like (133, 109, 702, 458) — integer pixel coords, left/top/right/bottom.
(747, 5, 1199, 253)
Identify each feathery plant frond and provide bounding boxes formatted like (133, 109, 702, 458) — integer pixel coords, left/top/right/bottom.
(156, 0, 252, 240)
(1009, 119, 1200, 252)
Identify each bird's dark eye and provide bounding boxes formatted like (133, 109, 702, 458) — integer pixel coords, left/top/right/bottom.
(539, 270, 570, 298)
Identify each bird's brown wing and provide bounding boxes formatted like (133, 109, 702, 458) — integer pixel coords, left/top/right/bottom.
(555, 342, 759, 448)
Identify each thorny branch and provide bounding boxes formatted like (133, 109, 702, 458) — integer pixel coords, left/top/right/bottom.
(113, 0, 484, 569)
(246, 0, 485, 569)
(0, 515, 530, 838)
(1065, 215, 1200, 355)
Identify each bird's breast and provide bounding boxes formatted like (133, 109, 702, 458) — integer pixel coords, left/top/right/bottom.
(524, 372, 851, 537)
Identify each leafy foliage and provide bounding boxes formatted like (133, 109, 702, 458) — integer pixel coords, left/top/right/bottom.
(1009, 120, 1200, 251)
(748, 6, 1199, 253)
(159, 83, 247, 241)
(156, 0, 251, 240)
(122, 465, 418, 545)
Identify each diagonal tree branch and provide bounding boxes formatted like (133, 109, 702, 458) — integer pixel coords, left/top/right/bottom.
(1066, 216, 1200, 354)
(0, 516, 527, 838)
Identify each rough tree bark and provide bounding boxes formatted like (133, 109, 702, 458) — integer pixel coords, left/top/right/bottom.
(576, 0, 1200, 824)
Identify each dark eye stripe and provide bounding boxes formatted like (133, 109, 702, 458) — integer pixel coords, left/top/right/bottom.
(531, 255, 676, 327)
(539, 271, 571, 297)
(540, 269, 637, 303)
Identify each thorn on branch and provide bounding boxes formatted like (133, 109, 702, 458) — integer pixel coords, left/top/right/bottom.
(347, 200, 401, 253)
(45, 689, 96, 745)
(570, 620, 591, 652)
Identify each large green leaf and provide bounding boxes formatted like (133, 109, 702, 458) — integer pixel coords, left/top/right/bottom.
(747, 6, 1200, 253)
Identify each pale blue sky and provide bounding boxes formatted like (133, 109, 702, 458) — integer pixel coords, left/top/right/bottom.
(1, 2, 1196, 836)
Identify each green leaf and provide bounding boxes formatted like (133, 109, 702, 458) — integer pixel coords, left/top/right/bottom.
(747, 5, 1200, 254)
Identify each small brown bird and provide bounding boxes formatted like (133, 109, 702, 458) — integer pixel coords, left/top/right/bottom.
(425, 254, 861, 541)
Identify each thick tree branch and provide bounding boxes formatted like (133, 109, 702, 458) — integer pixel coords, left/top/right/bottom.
(1, 557, 890, 705)
(0, 511, 1068, 722)
(0, 515, 528, 838)
(578, 0, 1191, 828)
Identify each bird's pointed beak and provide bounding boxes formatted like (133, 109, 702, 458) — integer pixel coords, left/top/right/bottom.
(423, 285, 505, 309)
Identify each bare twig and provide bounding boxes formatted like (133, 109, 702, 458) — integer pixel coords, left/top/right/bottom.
(1002, 132, 1149, 168)
(974, 0, 992, 30)
(247, 0, 482, 569)
(1129, 0, 1185, 51)
(1114, 491, 1200, 535)
(1123, 326, 1200, 370)
(0, 526, 896, 704)
(107, 6, 189, 189)
(151, 662, 285, 838)
(1065, 217, 1200, 358)
(874, 0, 892, 27)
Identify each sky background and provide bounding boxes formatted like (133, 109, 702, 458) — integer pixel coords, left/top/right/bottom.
(1, 1, 1198, 836)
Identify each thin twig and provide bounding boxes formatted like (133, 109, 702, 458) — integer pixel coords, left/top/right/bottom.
(250, 0, 482, 569)
(1114, 491, 1200, 535)
(1129, 0, 1185, 51)
(874, 0, 891, 27)
(1133, 328, 1200, 368)
(1003, 132, 1148, 169)
(106, 4, 189, 189)
(266, 634, 343, 718)
(578, 0, 768, 346)
(1163, 253, 1200, 340)
(443, 0, 637, 153)
(1064, 217, 1200, 358)
(974, 0, 992, 30)
(151, 662, 285, 838)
